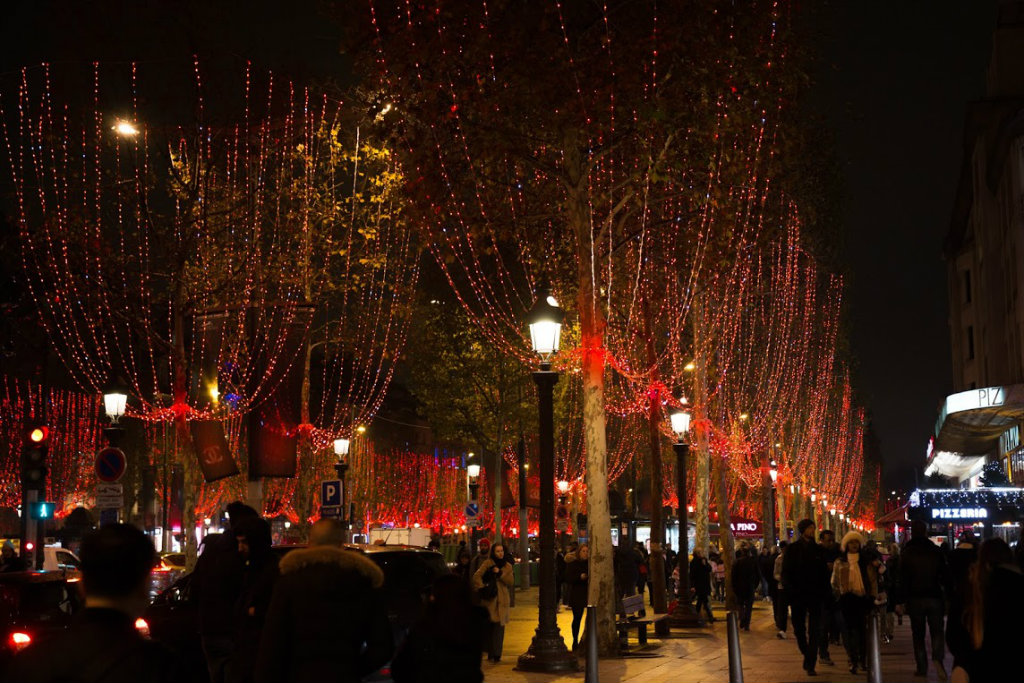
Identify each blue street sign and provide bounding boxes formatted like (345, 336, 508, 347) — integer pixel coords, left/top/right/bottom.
(322, 479, 343, 507)
(465, 502, 479, 518)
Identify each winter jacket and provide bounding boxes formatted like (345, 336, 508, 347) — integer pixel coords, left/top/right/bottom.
(781, 538, 829, 602)
(830, 552, 879, 598)
(897, 537, 947, 602)
(565, 557, 590, 610)
(757, 551, 775, 585)
(773, 552, 785, 588)
(192, 531, 246, 637)
(6, 607, 181, 683)
(255, 546, 394, 683)
(227, 553, 280, 683)
(471, 559, 515, 625)
(391, 604, 487, 683)
(731, 553, 760, 597)
(964, 563, 1024, 683)
(690, 557, 712, 596)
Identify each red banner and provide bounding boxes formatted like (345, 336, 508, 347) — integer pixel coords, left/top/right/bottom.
(190, 420, 240, 482)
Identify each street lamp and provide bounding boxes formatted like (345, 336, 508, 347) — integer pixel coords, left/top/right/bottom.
(517, 286, 576, 673)
(333, 437, 351, 533)
(767, 459, 779, 546)
(667, 407, 703, 627)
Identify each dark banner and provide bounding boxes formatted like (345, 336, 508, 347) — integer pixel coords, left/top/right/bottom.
(190, 420, 240, 482)
(248, 413, 298, 478)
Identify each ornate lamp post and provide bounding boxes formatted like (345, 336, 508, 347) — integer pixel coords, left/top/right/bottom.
(517, 286, 577, 673)
(767, 459, 778, 548)
(667, 407, 704, 627)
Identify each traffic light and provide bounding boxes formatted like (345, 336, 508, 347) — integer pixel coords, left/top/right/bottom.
(21, 424, 49, 490)
(29, 501, 55, 520)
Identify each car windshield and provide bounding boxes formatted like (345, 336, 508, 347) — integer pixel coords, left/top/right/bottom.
(164, 554, 186, 566)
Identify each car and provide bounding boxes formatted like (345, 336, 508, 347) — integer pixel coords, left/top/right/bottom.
(0, 572, 82, 670)
(144, 543, 450, 683)
(149, 552, 188, 599)
(41, 547, 82, 579)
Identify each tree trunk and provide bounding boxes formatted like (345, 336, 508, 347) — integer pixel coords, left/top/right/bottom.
(641, 297, 668, 616)
(566, 139, 617, 653)
(693, 304, 711, 557)
(295, 342, 315, 525)
(172, 304, 200, 570)
(712, 453, 737, 611)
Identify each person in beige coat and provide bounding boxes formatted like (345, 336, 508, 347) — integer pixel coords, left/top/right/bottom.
(472, 543, 515, 662)
(831, 531, 881, 675)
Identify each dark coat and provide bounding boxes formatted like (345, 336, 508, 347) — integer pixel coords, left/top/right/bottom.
(965, 563, 1024, 683)
(614, 547, 640, 589)
(689, 557, 712, 596)
(781, 537, 829, 603)
(227, 553, 280, 683)
(565, 558, 589, 610)
(390, 604, 487, 683)
(6, 607, 181, 683)
(898, 537, 947, 602)
(254, 546, 394, 683)
(731, 553, 760, 597)
(757, 551, 775, 585)
(192, 532, 245, 637)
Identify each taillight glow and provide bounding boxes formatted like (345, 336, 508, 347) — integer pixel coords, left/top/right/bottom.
(9, 631, 31, 650)
(134, 618, 150, 638)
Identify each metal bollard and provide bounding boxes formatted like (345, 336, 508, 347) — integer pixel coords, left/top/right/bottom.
(727, 611, 744, 683)
(584, 605, 599, 683)
(867, 611, 883, 683)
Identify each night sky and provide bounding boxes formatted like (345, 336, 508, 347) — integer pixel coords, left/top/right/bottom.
(812, 1, 998, 488)
(0, 1, 1006, 490)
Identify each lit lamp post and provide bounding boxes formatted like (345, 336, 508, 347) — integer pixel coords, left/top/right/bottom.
(556, 479, 570, 551)
(102, 379, 129, 446)
(467, 460, 481, 552)
(333, 437, 350, 536)
(517, 287, 577, 673)
(667, 407, 704, 627)
(810, 487, 818, 528)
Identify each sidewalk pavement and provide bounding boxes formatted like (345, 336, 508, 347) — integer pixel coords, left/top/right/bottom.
(486, 590, 954, 682)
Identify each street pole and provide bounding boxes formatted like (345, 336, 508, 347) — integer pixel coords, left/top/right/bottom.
(517, 364, 577, 672)
(667, 439, 704, 627)
(518, 435, 530, 589)
(334, 460, 349, 540)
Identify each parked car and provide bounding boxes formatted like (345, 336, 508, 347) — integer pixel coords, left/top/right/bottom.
(144, 543, 450, 683)
(41, 547, 82, 579)
(0, 572, 82, 670)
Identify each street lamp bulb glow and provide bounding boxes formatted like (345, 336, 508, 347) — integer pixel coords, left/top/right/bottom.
(356, 425, 367, 434)
(526, 286, 565, 359)
(669, 409, 691, 437)
(333, 438, 350, 457)
(556, 480, 570, 494)
(768, 459, 778, 484)
(467, 464, 481, 479)
(103, 391, 128, 421)
(684, 361, 696, 372)
(739, 412, 749, 421)
(546, 295, 558, 306)
(112, 119, 139, 137)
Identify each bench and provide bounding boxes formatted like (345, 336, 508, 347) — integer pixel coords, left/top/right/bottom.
(615, 593, 667, 648)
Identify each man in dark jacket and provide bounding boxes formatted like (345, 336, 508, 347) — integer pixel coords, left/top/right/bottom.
(192, 501, 260, 683)
(6, 524, 180, 682)
(782, 519, 829, 676)
(897, 520, 948, 680)
(255, 519, 393, 683)
(227, 516, 280, 683)
(732, 546, 760, 630)
(817, 529, 841, 666)
(945, 530, 976, 672)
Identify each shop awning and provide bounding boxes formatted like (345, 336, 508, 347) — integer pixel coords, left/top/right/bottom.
(875, 504, 909, 527)
(927, 384, 1024, 478)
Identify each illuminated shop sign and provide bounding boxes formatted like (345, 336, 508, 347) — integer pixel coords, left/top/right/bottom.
(931, 507, 988, 520)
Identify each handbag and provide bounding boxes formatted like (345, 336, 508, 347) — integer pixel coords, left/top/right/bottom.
(478, 579, 498, 601)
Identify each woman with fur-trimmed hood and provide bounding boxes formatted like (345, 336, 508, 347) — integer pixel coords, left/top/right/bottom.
(471, 543, 515, 663)
(255, 520, 394, 683)
(830, 531, 881, 675)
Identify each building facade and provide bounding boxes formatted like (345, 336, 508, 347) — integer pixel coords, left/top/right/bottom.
(943, 2, 1024, 485)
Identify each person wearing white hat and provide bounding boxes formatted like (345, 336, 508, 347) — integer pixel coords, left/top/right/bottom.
(831, 531, 881, 675)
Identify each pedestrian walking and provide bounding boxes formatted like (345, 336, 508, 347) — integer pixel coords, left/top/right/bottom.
(226, 516, 279, 683)
(732, 546, 760, 630)
(255, 519, 393, 683)
(816, 529, 841, 667)
(896, 519, 948, 680)
(391, 574, 487, 683)
(831, 531, 880, 675)
(453, 549, 473, 584)
(0, 540, 27, 572)
(758, 545, 774, 601)
(689, 548, 716, 623)
(471, 543, 515, 662)
(882, 543, 900, 643)
(5, 524, 180, 682)
(193, 501, 260, 683)
(773, 541, 789, 638)
(782, 519, 830, 676)
(565, 544, 590, 649)
(469, 537, 491, 580)
(945, 530, 977, 673)
(710, 551, 726, 601)
(959, 537, 1024, 683)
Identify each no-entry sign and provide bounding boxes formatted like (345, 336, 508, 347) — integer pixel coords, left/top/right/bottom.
(95, 447, 127, 483)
